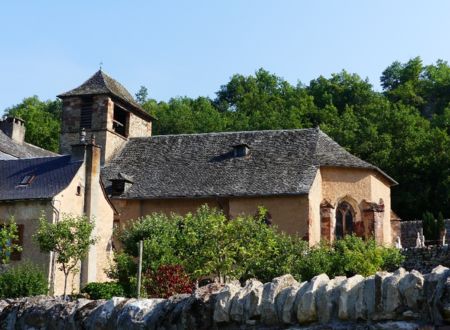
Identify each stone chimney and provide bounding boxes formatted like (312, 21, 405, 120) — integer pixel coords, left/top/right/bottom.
(71, 130, 102, 285)
(0, 117, 26, 144)
(81, 133, 101, 286)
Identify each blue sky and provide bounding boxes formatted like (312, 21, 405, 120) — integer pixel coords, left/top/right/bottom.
(1, 1, 450, 112)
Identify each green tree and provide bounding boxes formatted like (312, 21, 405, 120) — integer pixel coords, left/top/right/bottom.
(422, 211, 436, 242)
(4, 96, 61, 152)
(33, 214, 96, 298)
(135, 86, 149, 104)
(0, 217, 22, 264)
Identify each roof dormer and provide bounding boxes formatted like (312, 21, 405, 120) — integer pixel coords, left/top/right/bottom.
(232, 143, 250, 158)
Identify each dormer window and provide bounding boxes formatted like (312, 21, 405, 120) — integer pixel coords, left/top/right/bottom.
(18, 174, 35, 186)
(110, 172, 133, 196)
(232, 144, 250, 158)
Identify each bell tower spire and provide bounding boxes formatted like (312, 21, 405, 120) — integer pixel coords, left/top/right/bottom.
(57, 70, 154, 164)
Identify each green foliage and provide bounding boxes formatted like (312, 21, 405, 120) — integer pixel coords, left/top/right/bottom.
(5, 96, 61, 152)
(111, 206, 403, 291)
(0, 217, 22, 264)
(330, 235, 404, 277)
(33, 214, 97, 298)
(81, 282, 125, 300)
(422, 211, 446, 242)
(135, 86, 149, 104)
(0, 262, 48, 298)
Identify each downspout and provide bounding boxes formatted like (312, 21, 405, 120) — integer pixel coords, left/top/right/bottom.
(49, 199, 61, 296)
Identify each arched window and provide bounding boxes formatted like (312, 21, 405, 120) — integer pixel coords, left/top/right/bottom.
(335, 201, 355, 239)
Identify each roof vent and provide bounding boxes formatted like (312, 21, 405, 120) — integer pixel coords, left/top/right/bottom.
(109, 172, 134, 196)
(232, 144, 250, 158)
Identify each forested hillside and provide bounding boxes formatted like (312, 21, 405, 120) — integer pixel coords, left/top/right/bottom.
(4, 57, 449, 219)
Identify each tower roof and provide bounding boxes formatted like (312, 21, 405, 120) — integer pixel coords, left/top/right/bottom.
(58, 70, 154, 120)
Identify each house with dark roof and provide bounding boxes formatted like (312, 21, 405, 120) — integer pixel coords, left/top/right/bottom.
(0, 117, 56, 159)
(58, 70, 399, 246)
(0, 136, 114, 295)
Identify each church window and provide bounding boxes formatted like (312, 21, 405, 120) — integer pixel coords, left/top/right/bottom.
(335, 201, 355, 239)
(113, 104, 129, 138)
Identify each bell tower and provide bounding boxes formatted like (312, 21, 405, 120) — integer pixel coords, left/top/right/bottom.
(58, 70, 153, 164)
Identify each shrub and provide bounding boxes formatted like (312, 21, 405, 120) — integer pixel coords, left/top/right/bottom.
(0, 262, 47, 298)
(144, 264, 194, 298)
(82, 282, 125, 300)
(296, 242, 334, 281)
(0, 217, 22, 264)
(107, 252, 136, 297)
(330, 235, 404, 277)
(110, 206, 404, 290)
(423, 211, 437, 242)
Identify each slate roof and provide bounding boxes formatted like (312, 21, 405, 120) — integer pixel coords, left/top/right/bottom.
(0, 156, 83, 201)
(58, 70, 153, 120)
(0, 130, 57, 159)
(102, 128, 397, 199)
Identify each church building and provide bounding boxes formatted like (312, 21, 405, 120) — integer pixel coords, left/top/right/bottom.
(58, 70, 398, 246)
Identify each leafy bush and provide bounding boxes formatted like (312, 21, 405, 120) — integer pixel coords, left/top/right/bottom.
(81, 282, 125, 300)
(107, 252, 136, 297)
(0, 262, 47, 298)
(110, 206, 405, 293)
(329, 235, 404, 278)
(144, 264, 194, 298)
(0, 217, 22, 264)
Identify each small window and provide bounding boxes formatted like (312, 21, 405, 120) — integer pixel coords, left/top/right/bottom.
(233, 144, 250, 158)
(113, 104, 129, 137)
(76, 185, 82, 196)
(111, 181, 125, 196)
(19, 175, 35, 186)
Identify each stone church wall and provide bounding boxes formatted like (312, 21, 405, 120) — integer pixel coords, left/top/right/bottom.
(2, 266, 450, 329)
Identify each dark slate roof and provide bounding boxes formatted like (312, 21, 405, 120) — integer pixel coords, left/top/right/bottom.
(0, 131, 57, 159)
(58, 70, 153, 120)
(0, 156, 83, 201)
(102, 128, 397, 199)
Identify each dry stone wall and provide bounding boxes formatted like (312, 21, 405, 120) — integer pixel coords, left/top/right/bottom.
(399, 219, 450, 248)
(2, 266, 450, 329)
(402, 246, 450, 274)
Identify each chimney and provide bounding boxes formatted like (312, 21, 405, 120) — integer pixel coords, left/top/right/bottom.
(0, 117, 26, 144)
(80, 133, 101, 286)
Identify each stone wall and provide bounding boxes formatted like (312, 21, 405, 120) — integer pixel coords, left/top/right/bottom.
(3, 266, 450, 329)
(402, 246, 450, 274)
(396, 219, 450, 248)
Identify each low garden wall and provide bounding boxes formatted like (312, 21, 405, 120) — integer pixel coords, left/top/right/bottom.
(2, 266, 450, 329)
(402, 246, 450, 274)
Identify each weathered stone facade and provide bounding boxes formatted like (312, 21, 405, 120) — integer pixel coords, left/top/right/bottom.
(2, 266, 450, 329)
(60, 95, 152, 164)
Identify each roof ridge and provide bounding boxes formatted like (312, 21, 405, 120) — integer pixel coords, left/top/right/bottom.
(129, 128, 318, 140)
(0, 154, 68, 163)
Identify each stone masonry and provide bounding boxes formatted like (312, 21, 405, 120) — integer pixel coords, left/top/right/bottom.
(3, 266, 450, 329)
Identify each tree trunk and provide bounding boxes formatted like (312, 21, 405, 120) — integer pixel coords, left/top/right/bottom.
(63, 272, 68, 300)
